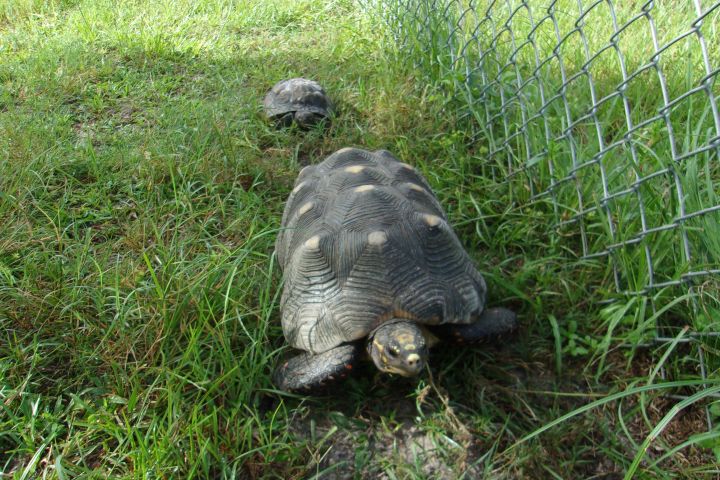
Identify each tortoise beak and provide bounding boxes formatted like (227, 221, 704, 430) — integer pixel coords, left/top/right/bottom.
(402, 353, 424, 376)
(384, 352, 425, 377)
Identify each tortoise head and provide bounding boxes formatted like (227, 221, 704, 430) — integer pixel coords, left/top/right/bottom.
(294, 110, 325, 128)
(367, 320, 428, 377)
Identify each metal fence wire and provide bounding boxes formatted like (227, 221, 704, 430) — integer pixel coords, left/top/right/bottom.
(369, 0, 720, 421)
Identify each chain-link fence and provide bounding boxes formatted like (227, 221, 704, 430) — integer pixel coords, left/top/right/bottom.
(370, 0, 720, 423)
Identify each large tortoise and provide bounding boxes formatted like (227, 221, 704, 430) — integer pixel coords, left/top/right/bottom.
(263, 78, 334, 129)
(273, 148, 516, 392)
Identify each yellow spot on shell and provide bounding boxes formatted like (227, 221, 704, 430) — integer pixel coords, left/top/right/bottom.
(298, 202, 313, 215)
(292, 182, 306, 193)
(304, 235, 320, 249)
(423, 214, 441, 227)
(368, 231, 387, 246)
(408, 183, 425, 192)
(399, 162, 414, 170)
(344, 165, 365, 173)
(355, 184, 375, 192)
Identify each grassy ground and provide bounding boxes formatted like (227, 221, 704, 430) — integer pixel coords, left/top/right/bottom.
(0, 0, 718, 478)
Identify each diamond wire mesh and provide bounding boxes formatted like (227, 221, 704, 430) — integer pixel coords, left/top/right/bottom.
(370, 0, 720, 423)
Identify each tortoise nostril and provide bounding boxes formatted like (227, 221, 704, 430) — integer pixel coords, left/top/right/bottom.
(406, 353, 420, 366)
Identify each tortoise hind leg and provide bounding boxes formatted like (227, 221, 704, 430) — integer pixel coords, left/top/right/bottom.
(273, 342, 363, 393)
(430, 307, 518, 344)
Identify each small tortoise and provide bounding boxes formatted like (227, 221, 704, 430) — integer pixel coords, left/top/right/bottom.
(273, 148, 516, 392)
(263, 78, 334, 129)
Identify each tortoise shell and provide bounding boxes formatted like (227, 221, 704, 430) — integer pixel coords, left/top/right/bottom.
(263, 78, 333, 127)
(276, 148, 487, 354)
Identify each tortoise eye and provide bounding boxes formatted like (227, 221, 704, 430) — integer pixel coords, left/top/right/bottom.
(387, 346, 399, 358)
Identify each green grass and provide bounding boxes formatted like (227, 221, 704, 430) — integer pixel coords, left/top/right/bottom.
(0, 0, 718, 478)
